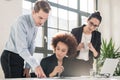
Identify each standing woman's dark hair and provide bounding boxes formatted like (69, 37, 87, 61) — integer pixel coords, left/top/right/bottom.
(88, 11, 102, 23)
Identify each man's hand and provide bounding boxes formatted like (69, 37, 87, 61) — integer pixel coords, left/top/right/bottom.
(35, 66, 46, 78)
(23, 68, 30, 78)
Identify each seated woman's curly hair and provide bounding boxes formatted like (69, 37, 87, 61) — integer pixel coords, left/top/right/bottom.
(52, 32, 78, 58)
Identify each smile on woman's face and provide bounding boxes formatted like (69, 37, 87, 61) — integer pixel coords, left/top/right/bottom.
(55, 41, 68, 60)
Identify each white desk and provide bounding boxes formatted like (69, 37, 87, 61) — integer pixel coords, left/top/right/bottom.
(2, 76, 120, 80)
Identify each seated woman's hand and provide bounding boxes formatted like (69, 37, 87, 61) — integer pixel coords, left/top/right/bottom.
(49, 65, 64, 77)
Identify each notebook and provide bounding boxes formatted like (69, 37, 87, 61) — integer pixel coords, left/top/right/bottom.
(100, 58, 119, 76)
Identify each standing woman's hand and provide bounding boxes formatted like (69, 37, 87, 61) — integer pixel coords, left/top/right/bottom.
(35, 66, 46, 78)
(88, 43, 95, 51)
(77, 43, 84, 51)
(88, 43, 98, 57)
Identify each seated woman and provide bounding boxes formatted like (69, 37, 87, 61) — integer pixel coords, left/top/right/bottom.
(40, 32, 78, 77)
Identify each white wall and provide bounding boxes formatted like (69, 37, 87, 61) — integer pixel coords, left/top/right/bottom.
(98, 0, 120, 50)
(0, 0, 22, 78)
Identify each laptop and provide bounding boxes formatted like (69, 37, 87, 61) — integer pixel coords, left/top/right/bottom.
(100, 58, 119, 77)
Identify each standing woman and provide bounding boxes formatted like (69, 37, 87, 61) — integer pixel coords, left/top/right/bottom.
(71, 11, 102, 75)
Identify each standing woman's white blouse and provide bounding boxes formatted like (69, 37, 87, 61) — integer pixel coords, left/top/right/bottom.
(77, 33, 92, 61)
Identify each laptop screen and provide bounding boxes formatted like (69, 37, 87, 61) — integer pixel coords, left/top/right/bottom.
(100, 58, 119, 76)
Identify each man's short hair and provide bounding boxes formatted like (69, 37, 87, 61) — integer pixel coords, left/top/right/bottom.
(34, 0, 51, 13)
